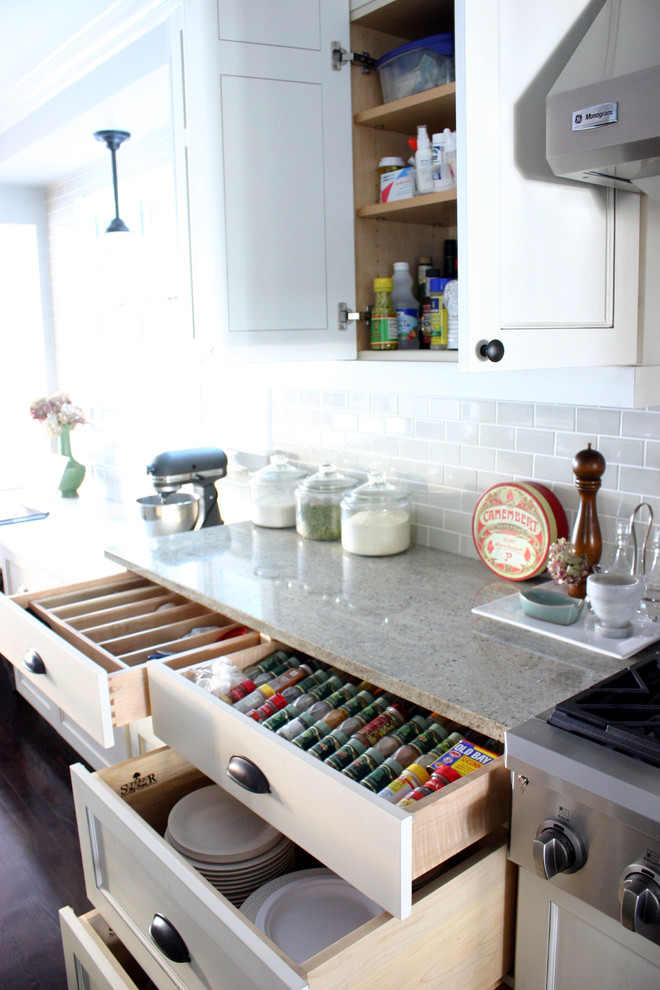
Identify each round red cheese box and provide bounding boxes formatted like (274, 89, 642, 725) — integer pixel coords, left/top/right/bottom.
(472, 482, 568, 581)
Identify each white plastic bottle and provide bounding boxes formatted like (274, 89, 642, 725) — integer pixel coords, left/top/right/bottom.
(414, 125, 434, 195)
(391, 262, 419, 349)
(432, 128, 457, 191)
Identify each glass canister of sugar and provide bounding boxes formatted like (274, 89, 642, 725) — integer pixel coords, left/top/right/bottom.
(341, 472, 411, 556)
(249, 454, 308, 528)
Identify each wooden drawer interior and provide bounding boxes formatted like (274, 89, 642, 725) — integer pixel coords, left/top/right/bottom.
(11, 571, 265, 728)
(15, 572, 260, 672)
(91, 748, 515, 990)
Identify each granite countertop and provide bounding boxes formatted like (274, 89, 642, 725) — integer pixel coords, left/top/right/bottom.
(106, 522, 631, 741)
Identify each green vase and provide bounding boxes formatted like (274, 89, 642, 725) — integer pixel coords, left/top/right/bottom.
(58, 424, 86, 497)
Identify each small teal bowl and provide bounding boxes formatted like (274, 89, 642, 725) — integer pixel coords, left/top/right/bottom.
(519, 587, 585, 626)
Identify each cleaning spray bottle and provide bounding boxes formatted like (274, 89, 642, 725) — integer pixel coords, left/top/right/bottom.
(414, 125, 434, 195)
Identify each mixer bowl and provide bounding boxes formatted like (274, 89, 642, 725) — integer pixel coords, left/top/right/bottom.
(137, 493, 200, 537)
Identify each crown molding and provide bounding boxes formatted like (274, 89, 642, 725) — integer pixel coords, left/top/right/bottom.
(1, 0, 181, 134)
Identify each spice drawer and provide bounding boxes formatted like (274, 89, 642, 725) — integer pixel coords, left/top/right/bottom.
(71, 748, 515, 990)
(147, 660, 510, 920)
(59, 907, 156, 990)
(0, 572, 263, 748)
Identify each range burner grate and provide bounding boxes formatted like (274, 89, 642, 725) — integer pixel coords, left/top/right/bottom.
(549, 651, 660, 767)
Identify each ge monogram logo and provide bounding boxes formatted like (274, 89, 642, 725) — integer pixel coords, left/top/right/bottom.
(574, 113, 583, 124)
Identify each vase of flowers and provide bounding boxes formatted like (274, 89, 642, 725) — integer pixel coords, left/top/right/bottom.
(546, 538, 592, 599)
(30, 392, 87, 497)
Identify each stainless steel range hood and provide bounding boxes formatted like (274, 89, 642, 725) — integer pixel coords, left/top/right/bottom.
(546, 0, 660, 198)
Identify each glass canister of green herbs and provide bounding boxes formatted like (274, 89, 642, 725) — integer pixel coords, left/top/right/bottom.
(294, 463, 356, 541)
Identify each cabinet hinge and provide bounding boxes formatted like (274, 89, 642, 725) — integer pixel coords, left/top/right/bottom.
(338, 303, 372, 332)
(332, 42, 377, 73)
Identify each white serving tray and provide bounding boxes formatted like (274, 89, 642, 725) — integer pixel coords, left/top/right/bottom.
(472, 587, 660, 659)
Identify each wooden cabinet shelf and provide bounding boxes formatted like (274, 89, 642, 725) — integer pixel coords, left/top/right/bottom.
(354, 82, 456, 136)
(357, 188, 457, 225)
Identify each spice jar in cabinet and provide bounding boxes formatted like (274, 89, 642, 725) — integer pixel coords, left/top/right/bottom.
(0, 571, 263, 752)
(70, 746, 515, 990)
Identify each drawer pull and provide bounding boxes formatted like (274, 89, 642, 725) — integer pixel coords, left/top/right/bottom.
(23, 650, 46, 675)
(149, 913, 191, 964)
(227, 755, 271, 794)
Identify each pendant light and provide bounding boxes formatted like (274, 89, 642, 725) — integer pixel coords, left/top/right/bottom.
(93, 130, 131, 233)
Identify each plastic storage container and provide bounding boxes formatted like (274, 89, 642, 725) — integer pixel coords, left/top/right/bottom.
(376, 33, 454, 103)
(341, 472, 412, 556)
(249, 454, 308, 528)
(295, 463, 356, 541)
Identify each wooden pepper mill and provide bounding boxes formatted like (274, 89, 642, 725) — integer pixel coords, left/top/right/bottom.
(570, 443, 606, 598)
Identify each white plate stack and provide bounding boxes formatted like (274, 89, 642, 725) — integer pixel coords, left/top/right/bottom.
(165, 785, 295, 906)
(241, 868, 382, 964)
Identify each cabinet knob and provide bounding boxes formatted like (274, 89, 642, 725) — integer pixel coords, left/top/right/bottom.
(478, 339, 505, 362)
(227, 755, 271, 794)
(149, 913, 191, 964)
(532, 819, 586, 880)
(619, 865, 660, 940)
(23, 649, 46, 675)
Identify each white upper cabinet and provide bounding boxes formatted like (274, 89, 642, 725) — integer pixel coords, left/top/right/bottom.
(179, 0, 357, 361)
(457, 0, 642, 373)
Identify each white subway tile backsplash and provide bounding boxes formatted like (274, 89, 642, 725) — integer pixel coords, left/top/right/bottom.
(619, 465, 660, 495)
(621, 411, 660, 439)
(385, 416, 413, 436)
(535, 404, 576, 430)
(495, 450, 534, 477)
(576, 407, 621, 436)
(479, 424, 516, 450)
(446, 421, 479, 445)
(461, 445, 496, 471)
(516, 428, 554, 454)
(255, 387, 659, 561)
(400, 394, 428, 418)
(416, 420, 447, 441)
(597, 436, 644, 466)
(461, 399, 496, 423)
(430, 397, 461, 421)
(645, 442, 660, 469)
(373, 393, 398, 414)
(497, 401, 534, 427)
(346, 392, 371, 412)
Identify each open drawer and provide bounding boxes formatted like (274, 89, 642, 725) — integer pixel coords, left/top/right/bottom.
(147, 656, 510, 920)
(71, 748, 515, 990)
(0, 571, 262, 747)
(59, 906, 158, 990)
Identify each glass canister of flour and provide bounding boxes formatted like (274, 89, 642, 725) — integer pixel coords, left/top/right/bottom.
(340, 472, 411, 556)
(249, 454, 308, 528)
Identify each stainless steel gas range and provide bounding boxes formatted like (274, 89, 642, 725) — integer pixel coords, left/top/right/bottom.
(506, 649, 660, 989)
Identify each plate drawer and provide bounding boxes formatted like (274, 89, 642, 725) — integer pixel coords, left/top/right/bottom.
(59, 907, 156, 990)
(147, 661, 510, 920)
(71, 750, 515, 990)
(0, 572, 262, 748)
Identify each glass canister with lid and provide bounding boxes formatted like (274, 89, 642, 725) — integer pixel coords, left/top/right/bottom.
(341, 472, 411, 556)
(249, 454, 308, 528)
(295, 463, 356, 541)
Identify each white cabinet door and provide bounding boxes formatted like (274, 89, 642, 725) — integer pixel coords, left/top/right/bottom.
(181, 0, 356, 362)
(515, 870, 660, 990)
(457, 0, 641, 373)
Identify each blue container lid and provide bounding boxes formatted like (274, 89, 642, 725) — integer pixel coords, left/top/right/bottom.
(429, 277, 451, 292)
(377, 33, 454, 70)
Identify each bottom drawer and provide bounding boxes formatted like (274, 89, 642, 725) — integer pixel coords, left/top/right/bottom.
(72, 748, 515, 990)
(59, 907, 158, 990)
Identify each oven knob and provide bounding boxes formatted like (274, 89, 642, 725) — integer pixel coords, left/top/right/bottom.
(619, 864, 660, 940)
(533, 819, 586, 880)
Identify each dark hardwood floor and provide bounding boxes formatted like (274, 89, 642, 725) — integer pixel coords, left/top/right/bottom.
(0, 658, 92, 990)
